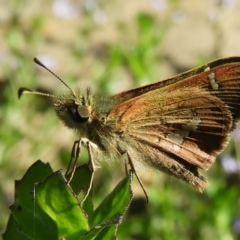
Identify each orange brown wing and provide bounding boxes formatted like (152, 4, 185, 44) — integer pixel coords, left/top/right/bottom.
(106, 61, 240, 190)
(108, 88, 232, 170)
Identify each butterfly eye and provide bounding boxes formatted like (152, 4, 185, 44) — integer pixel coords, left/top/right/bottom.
(68, 104, 89, 123)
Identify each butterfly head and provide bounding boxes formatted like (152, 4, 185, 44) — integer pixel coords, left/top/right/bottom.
(54, 90, 92, 130)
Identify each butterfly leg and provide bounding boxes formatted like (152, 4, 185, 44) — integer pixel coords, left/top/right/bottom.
(127, 152, 149, 204)
(81, 138, 98, 203)
(65, 139, 82, 181)
(65, 138, 98, 204)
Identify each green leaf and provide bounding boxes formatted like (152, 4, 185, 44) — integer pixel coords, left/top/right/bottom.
(94, 226, 116, 240)
(2, 214, 30, 240)
(8, 160, 91, 240)
(79, 225, 116, 240)
(34, 170, 90, 239)
(92, 172, 133, 227)
(6, 160, 133, 239)
(66, 164, 94, 225)
(79, 173, 133, 239)
(9, 160, 54, 239)
(66, 164, 92, 196)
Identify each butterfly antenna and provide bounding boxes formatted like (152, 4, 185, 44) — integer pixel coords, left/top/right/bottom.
(18, 87, 61, 99)
(33, 58, 76, 97)
(18, 58, 77, 99)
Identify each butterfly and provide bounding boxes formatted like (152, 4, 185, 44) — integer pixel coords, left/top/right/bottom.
(19, 56, 240, 200)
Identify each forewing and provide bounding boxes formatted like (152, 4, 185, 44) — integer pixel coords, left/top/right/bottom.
(112, 56, 240, 106)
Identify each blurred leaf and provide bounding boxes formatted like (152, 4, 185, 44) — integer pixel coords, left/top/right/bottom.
(137, 13, 154, 34)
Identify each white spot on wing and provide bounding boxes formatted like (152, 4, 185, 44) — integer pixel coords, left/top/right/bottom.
(182, 117, 201, 131)
(167, 133, 184, 145)
(166, 129, 189, 145)
(204, 66, 210, 72)
(166, 117, 201, 149)
(173, 145, 180, 152)
(208, 72, 219, 90)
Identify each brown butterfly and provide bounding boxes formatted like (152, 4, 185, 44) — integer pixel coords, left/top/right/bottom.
(19, 56, 240, 200)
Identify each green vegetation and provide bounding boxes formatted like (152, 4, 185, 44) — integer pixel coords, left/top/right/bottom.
(1, 1, 239, 239)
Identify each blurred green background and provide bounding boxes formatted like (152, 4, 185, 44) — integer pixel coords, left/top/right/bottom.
(1, 0, 240, 239)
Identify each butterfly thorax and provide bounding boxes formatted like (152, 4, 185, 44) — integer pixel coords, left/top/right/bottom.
(53, 89, 125, 154)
